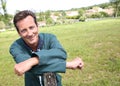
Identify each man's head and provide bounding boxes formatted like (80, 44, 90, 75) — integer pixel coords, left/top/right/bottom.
(13, 10, 38, 32)
(13, 10, 39, 50)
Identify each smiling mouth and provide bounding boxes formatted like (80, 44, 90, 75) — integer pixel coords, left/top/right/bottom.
(29, 37, 35, 41)
(27, 36, 34, 41)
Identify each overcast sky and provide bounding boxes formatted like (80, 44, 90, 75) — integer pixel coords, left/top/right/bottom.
(7, 0, 109, 14)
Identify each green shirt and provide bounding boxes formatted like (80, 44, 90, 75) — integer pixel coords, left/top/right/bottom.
(9, 33, 67, 86)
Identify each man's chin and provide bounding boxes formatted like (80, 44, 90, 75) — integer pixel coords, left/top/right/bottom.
(29, 42, 36, 45)
(26, 41, 35, 45)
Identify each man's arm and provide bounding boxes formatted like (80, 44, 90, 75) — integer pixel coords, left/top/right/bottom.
(14, 57, 39, 76)
(14, 57, 84, 76)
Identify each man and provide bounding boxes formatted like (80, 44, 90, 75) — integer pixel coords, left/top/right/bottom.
(9, 10, 84, 86)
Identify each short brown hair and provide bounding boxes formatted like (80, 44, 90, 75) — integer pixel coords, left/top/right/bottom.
(13, 10, 38, 32)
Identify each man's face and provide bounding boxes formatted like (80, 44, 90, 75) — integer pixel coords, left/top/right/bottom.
(16, 16, 39, 47)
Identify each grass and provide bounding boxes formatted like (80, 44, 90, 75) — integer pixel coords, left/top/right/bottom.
(0, 18, 120, 86)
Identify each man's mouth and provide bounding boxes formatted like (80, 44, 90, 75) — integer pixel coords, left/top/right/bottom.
(27, 35, 35, 41)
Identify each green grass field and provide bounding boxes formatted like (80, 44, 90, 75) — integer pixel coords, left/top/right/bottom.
(0, 18, 120, 86)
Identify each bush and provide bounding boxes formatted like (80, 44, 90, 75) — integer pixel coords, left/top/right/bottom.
(66, 15, 79, 19)
(46, 18, 53, 25)
(100, 12, 109, 17)
(91, 13, 101, 18)
(79, 16, 86, 22)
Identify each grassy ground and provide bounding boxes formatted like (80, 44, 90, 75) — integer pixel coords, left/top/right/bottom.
(0, 18, 120, 86)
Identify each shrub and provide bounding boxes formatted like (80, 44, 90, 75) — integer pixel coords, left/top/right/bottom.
(46, 18, 54, 25)
(79, 16, 86, 22)
(91, 13, 101, 18)
(100, 12, 109, 17)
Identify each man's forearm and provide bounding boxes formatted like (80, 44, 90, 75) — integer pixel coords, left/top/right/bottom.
(14, 57, 39, 76)
(29, 57, 39, 66)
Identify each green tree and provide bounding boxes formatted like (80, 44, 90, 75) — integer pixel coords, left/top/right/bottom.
(78, 9, 86, 22)
(0, 0, 10, 25)
(78, 9, 85, 17)
(44, 10, 51, 20)
(99, 3, 110, 9)
(61, 11, 66, 17)
(0, 0, 7, 15)
(79, 15, 86, 22)
(54, 12, 60, 16)
(46, 17, 53, 25)
(110, 0, 120, 17)
(61, 11, 66, 23)
(38, 12, 45, 21)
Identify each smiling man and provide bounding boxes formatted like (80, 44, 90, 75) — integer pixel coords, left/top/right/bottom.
(9, 10, 84, 86)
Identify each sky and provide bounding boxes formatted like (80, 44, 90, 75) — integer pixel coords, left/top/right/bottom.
(7, 0, 109, 15)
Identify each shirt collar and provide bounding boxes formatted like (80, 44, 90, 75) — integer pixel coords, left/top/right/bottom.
(22, 35, 44, 52)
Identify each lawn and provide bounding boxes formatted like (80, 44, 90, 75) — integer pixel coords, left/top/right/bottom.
(0, 18, 120, 86)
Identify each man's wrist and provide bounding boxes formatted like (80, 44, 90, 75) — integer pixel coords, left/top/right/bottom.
(29, 57, 39, 66)
(66, 62, 72, 69)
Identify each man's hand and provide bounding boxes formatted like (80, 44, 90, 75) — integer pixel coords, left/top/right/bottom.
(14, 57, 39, 76)
(66, 57, 84, 70)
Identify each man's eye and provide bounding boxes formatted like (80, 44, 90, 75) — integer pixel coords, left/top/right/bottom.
(30, 26, 34, 30)
(21, 29, 26, 33)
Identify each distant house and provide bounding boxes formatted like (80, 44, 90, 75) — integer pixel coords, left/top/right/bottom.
(38, 21, 46, 27)
(66, 11, 79, 16)
(85, 7, 114, 16)
(102, 8, 114, 16)
(50, 13, 59, 22)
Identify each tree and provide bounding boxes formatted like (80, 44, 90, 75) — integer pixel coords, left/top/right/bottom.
(99, 3, 110, 9)
(0, 0, 7, 15)
(61, 11, 66, 23)
(78, 9, 86, 22)
(0, 0, 9, 25)
(78, 9, 84, 17)
(110, 0, 120, 17)
(46, 17, 54, 25)
(38, 12, 45, 21)
(44, 10, 51, 20)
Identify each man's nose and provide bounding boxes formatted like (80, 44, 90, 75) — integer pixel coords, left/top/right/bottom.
(27, 29, 33, 36)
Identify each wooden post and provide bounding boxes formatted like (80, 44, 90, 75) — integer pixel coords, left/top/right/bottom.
(43, 73, 57, 86)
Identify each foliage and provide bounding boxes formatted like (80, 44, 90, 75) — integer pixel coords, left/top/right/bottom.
(66, 15, 79, 19)
(78, 9, 85, 17)
(78, 9, 86, 22)
(91, 13, 101, 18)
(110, 0, 120, 17)
(99, 12, 109, 17)
(79, 16, 86, 22)
(44, 10, 51, 20)
(46, 17, 54, 25)
(99, 3, 111, 9)
(0, 0, 10, 25)
(53, 12, 60, 16)
(37, 12, 45, 21)
(61, 11, 66, 17)
(89, 12, 110, 18)
(0, 0, 7, 15)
